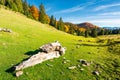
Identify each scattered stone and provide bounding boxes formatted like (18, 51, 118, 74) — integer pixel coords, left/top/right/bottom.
(63, 57, 66, 60)
(46, 63, 53, 67)
(92, 70, 99, 75)
(77, 65, 80, 68)
(0, 28, 2, 31)
(79, 59, 91, 66)
(63, 61, 67, 64)
(0, 28, 12, 33)
(62, 59, 70, 64)
(80, 68, 84, 71)
(68, 66, 76, 70)
(66, 60, 70, 62)
(16, 71, 23, 77)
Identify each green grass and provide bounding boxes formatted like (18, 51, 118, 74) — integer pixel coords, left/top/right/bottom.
(0, 7, 120, 80)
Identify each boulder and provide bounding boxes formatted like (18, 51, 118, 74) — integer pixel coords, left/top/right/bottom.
(92, 70, 99, 75)
(0, 28, 12, 33)
(16, 71, 23, 77)
(0, 28, 2, 31)
(68, 66, 76, 70)
(79, 59, 91, 66)
(40, 41, 61, 53)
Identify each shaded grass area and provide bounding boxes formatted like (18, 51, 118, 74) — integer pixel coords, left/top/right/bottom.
(0, 8, 120, 80)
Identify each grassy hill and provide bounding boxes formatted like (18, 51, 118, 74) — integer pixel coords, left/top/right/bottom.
(0, 8, 120, 80)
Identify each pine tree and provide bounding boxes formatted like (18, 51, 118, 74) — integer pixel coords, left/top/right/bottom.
(54, 18, 57, 28)
(10, 0, 18, 12)
(0, 0, 5, 5)
(91, 27, 97, 37)
(23, 0, 32, 18)
(105, 29, 109, 35)
(118, 29, 120, 34)
(100, 29, 104, 35)
(50, 15, 55, 26)
(69, 26, 74, 34)
(39, 3, 47, 24)
(57, 17, 64, 31)
(85, 30, 88, 37)
(77, 30, 81, 36)
(12, 2, 18, 11)
(14, 0, 23, 13)
(5, 0, 11, 8)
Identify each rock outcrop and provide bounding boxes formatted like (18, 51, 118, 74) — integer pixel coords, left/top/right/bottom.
(0, 28, 12, 33)
(14, 41, 66, 77)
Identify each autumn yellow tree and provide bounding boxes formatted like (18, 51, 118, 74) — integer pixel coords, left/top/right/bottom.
(30, 5, 39, 20)
(64, 25, 69, 33)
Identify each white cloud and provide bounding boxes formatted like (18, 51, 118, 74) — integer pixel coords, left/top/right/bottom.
(53, 1, 96, 14)
(94, 3, 120, 11)
(88, 19, 120, 27)
(54, 6, 84, 14)
(46, 7, 52, 12)
(63, 16, 120, 27)
(99, 12, 120, 16)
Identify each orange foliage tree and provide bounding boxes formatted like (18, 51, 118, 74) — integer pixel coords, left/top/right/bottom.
(64, 25, 69, 33)
(79, 28, 86, 32)
(30, 5, 39, 20)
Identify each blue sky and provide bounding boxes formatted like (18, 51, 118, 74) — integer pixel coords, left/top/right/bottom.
(27, 0, 120, 27)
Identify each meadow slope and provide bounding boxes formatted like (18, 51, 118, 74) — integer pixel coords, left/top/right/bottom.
(0, 8, 120, 80)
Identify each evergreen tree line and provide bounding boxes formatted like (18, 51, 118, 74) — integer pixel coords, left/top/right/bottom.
(82, 28, 120, 38)
(0, 0, 65, 31)
(0, 0, 120, 38)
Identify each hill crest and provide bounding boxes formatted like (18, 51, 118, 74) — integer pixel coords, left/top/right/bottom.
(77, 22, 99, 29)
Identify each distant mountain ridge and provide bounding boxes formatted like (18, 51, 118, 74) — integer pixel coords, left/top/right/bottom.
(65, 22, 101, 30)
(76, 22, 100, 29)
(103, 27, 120, 30)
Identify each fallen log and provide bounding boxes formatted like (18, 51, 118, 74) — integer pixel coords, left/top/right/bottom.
(14, 41, 66, 77)
(15, 51, 61, 71)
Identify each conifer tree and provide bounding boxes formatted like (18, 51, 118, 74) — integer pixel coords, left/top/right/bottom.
(77, 29, 81, 36)
(69, 26, 74, 34)
(10, 0, 18, 11)
(14, 0, 23, 13)
(100, 29, 104, 35)
(5, 0, 11, 8)
(39, 3, 47, 24)
(23, 0, 32, 18)
(91, 27, 97, 37)
(57, 17, 64, 31)
(54, 18, 57, 28)
(0, 0, 5, 5)
(50, 15, 55, 26)
(85, 30, 89, 37)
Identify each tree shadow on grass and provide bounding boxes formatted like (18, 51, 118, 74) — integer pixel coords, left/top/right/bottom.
(79, 43, 107, 47)
(76, 43, 108, 47)
(5, 49, 41, 76)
